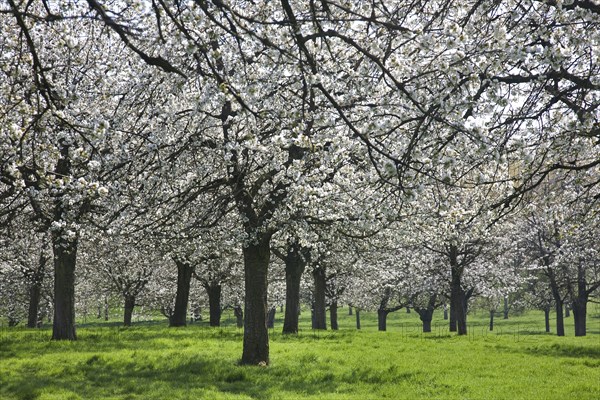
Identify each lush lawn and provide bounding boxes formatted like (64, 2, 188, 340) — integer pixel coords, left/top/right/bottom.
(1, 306, 599, 400)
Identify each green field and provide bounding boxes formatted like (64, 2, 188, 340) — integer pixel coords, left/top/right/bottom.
(1, 306, 599, 400)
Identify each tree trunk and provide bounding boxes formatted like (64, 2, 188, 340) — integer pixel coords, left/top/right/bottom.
(51, 238, 77, 340)
(406, 306, 411, 313)
(241, 237, 270, 365)
(96, 303, 102, 319)
(565, 304, 570, 317)
(312, 266, 327, 330)
(330, 299, 338, 330)
(123, 295, 135, 327)
(443, 304, 448, 320)
(355, 308, 361, 330)
(207, 283, 222, 327)
(104, 296, 109, 321)
(27, 250, 47, 328)
(555, 299, 565, 337)
(234, 306, 244, 328)
(348, 306, 353, 316)
(544, 306, 551, 333)
(503, 296, 509, 319)
(282, 244, 307, 334)
(489, 310, 494, 331)
(449, 247, 467, 335)
(572, 264, 589, 337)
(267, 307, 276, 329)
(416, 295, 436, 333)
(170, 260, 194, 327)
(572, 301, 586, 336)
(377, 309, 388, 331)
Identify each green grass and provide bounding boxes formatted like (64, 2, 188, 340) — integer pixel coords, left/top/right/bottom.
(1, 306, 599, 400)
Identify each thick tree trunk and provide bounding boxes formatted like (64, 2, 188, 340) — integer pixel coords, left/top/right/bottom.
(123, 295, 135, 327)
(170, 260, 193, 327)
(355, 308, 361, 330)
(489, 310, 494, 331)
(27, 284, 42, 328)
(234, 306, 244, 328)
(282, 244, 307, 334)
(416, 295, 436, 333)
(312, 266, 327, 330)
(572, 299, 587, 337)
(555, 300, 565, 337)
(241, 238, 270, 365)
(544, 306, 551, 333)
(330, 300, 338, 331)
(51, 238, 77, 340)
(267, 307, 276, 329)
(207, 283, 222, 327)
(377, 309, 388, 331)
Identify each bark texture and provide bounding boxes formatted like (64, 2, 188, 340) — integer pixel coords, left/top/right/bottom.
(241, 238, 270, 365)
(170, 259, 194, 327)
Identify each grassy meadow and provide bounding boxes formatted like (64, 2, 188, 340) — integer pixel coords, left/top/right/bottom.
(1, 305, 599, 400)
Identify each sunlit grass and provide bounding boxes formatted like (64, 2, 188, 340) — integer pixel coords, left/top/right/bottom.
(1, 305, 599, 399)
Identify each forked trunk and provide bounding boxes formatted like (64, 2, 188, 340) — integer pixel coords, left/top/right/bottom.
(52, 238, 77, 340)
(170, 260, 194, 327)
(241, 238, 270, 365)
(282, 244, 307, 334)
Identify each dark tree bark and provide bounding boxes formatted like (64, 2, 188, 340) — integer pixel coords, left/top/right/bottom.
(241, 237, 270, 365)
(234, 306, 244, 328)
(443, 304, 448, 320)
(312, 266, 327, 330)
(281, 243, 308, 334)
(503, 296, 509, 319)
(544, 305, 551, 333)
(449, 245, 468, 335)
(565, 304, 570, 317)
(348, 305, 353, 316)
(27, 250, 47, 328)
(267, 306, 276, 329)
(104, 296, 109, 321)
(355, 308, 361, 330)
(415, 295, 437, 333)
(489, 310, 495, 331)
(571, 262, 595, 336)
(555, 299, 565, 336)
(406, 306, 411, 313)
(330, 299, 338, 330)
(206, 283, 222, 327)
(123, 295, 135, 327)
(170, 259, 194, 327)
(51, 237, 78, 340)
(378, 309, 389, 331)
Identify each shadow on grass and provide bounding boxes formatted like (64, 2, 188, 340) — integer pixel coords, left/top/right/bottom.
(2, 350, 343, 400)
